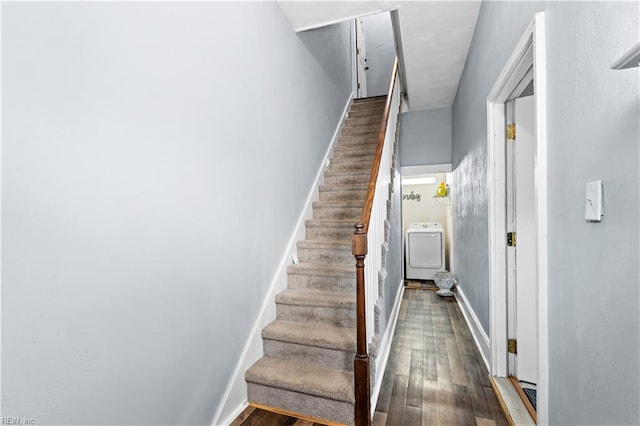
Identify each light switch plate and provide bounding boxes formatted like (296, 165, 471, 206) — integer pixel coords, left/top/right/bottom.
(585, 180, 603, 222)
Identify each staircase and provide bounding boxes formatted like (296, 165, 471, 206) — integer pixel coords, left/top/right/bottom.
(245, 96, 387, 425)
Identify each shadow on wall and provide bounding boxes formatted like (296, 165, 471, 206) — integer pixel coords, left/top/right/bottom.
(298, 21, 353, 94)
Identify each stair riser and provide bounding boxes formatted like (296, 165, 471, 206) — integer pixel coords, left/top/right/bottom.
(306, 225, 354, 241)
(247, 383, 354, 426)
(338, 135, 378, 146)
(342, 126, 380, 136)
(328, 162, 372, 173)
(297, 246, 353, 265)
(313, 206, 362, 220)
(351, 99, 385, 108)
(323, 174, 370, 186)
(348, 109, 384, 119)
(264, 340, 355, 371)
(346, 116, 383, 127)
(349, 102, 385, 112)
(287, 272, 355, 293)
(275, 303, 356, 328)
(318, 190, 367, 202)
(334, 143, 378, 153)
(332, 150, 376, 160)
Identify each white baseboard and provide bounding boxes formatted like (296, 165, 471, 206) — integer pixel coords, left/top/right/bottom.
(212, 93, 354, 426)
(453, 284, 491, 371)
(370, 280, 404, 410)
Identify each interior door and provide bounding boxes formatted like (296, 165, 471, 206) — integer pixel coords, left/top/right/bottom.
(355, 18, 367, 98)
(507, 95, 538, 384)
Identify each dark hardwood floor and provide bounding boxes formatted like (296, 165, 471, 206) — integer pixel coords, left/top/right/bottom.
(230, 405, 332, 426)
(232, 285, 508, 426)
(373, 287, 508, 425)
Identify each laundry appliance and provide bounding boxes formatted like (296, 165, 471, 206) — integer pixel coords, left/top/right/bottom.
(405, 222, 446, 280)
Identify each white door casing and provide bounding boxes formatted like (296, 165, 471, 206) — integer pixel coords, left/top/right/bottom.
(356, 17, 367, 98)
(487, 12, 548, 424)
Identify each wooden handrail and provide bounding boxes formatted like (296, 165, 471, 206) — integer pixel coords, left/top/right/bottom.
(359, 58, 399, 231)
(352, 58, 399, 426)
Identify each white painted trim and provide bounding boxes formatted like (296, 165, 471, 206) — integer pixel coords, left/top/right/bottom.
(400, 163, 452, 175)
(351, 20, 358, 97)
(532, 14, 549, 426)
(370, 280, 405, 410)
(211, 93, 354, 426)
(487, 100, 507, 377)
(454, 284, 490, 371)
(486, 11, 548, 426)
(217, 402, 248, 426)
(291, 9, 395, 33)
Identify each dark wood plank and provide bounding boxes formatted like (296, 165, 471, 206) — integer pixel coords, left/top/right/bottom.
(484, 385, 510, 426)
(421, 379, 438, 425)
(404, 406, 421, 425)
(386, 375, 409, 425)
(241, 408, 299, 426)
(462, 353, 493, 420)
(453, 384, 476, 426)
(437, 378, 457, 425)
(230, 406, 256, 426)
(406, 349, 424, 407)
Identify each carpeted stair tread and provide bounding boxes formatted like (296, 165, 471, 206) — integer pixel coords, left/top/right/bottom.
(337, 137, 379, 147)
(324, 169, 371, 178)
(312, 200, 364, 208)
(348, 109, 386, 119)
(304, 219, 360, 241)
(288, 262, 355, 277)
(319, 184, 369, 192)
(297, 239, 352, 250)
(262, 320, 356, 352)
(331, 157, 373, 166)
(349, 101, 385, 110)
(246, 357, 354, 404)
(311, 201, 364, 220)
(276, 288, 356, 308)
(305, 219, 358, 229)
(334, 144, 378, 153)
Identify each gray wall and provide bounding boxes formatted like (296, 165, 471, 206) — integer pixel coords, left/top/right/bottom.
(1, 3, 352, 425)
(399, 107, 453, 166)
(364, 12, 396, 97)
(452, 2, 639, 424)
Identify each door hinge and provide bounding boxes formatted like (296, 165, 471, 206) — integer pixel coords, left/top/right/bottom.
(508, 339, 518, 354)
(356, 48, 360, 55)
(506, 123, 516, 140)
(357, 82, 361, 89)
(507, 232, 517, 247)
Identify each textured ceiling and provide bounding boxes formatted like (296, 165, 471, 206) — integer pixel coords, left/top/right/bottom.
(277, 1, 481, 111)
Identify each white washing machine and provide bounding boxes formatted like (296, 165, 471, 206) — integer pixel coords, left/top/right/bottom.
(405, 222, 446, 280)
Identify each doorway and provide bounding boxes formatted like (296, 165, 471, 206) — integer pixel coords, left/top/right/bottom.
(487, 12, 548, 424)
(401, 172, 454, 281)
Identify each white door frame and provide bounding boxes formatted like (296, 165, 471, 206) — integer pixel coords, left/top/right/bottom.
(351, 20, 358, 97)
(487, 12, 548, 424)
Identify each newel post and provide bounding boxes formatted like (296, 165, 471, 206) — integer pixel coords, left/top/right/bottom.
(352, 223, 371, 426)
